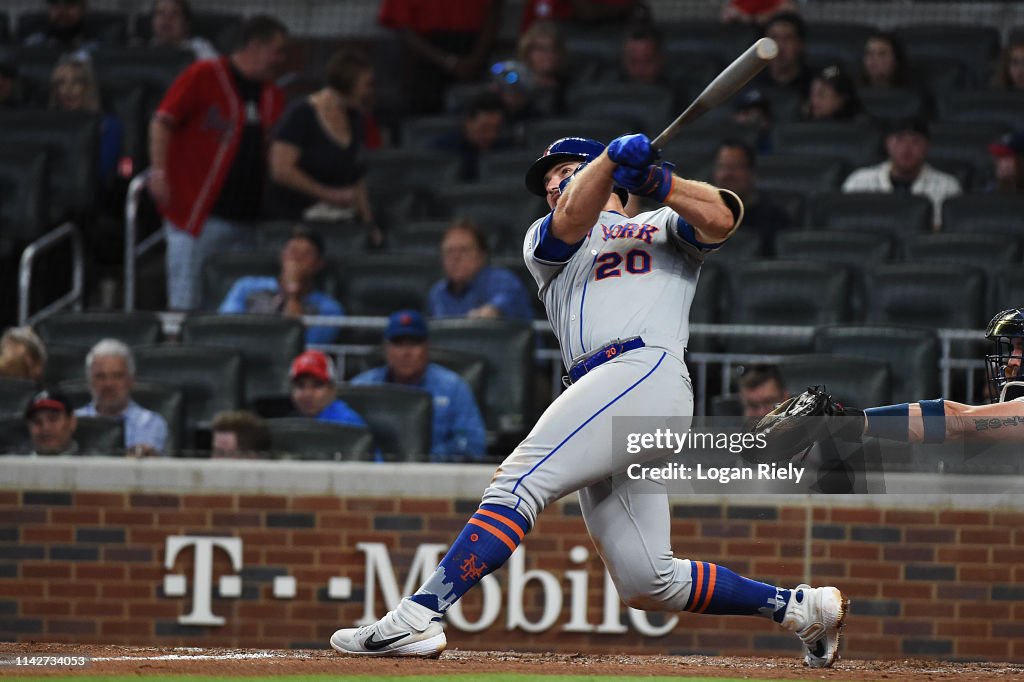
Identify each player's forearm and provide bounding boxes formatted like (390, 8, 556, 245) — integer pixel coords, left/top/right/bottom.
(551, 153, 616, 243)
(860, 399, 1024, 442)
(662, 177, 740, 242)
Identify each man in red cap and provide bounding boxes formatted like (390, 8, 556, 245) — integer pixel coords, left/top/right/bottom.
(288, 350, 366, 427)
(25, 390, 78, 456)
(988, 130, 1024, 194)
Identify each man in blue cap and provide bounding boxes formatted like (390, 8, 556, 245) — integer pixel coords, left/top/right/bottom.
(351, 310, 486, 462)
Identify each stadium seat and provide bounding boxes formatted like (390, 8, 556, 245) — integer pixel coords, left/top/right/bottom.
(773, 122, 883, 168)
(779, 354, 892, 408)
(753, 84, 802, 123)
(36, 312, 163, 349)
(858, 88, 927, 122)
(906, 233, 1019, 269)
(716, 230, 764, 260)
(266, 418, 374, 461)
(336, 255, 441, 318)
(479, 149, 545, 184)
(352, 348, 489, 418)
(660, 120, 760, 162)
(434, 182, 543, 235)
(256, 220, 366, 262)
(912, 57, 969, 96)
(808, 192, 932, 236)
(991, 265, 1024, 314)
(0, 13, 9, 43)
(0, 111, 99, 221)
(16, 10, 129, 46)
(689, 260, 723, 352)
(937, 91, 1024, 128)
(42, 344, 88, 387)
(134, 345, 243, 450)
(561, 24, 623, 77)
(0, 143, 48, 244)
(724, 261, 850, 353)
(0, 416, 29, 453)
(929, 123, 1004, 190)
(133, 11, 241, 53)
(942, 194, 1024, 238)
(334, 385, 432, 461)
(201, 252, 279, 311)
(804, 22, 876, 72)
(364, 148, 461, 194)
(525, 118, 629, 152)
(182, 314, 304, 406)
(708, 394, 743, 418)
(0, 378, 38, 418)
(76, 416, 126, 454)
(762, 190, 805, 228)
(815, 325, 941, 401)
(59, 380, 185, 456)
(894, 24, 1000, 85)
(386, 220, 462, 255)
(567, 83, 674, 135)
(430, 319, 534, 434)
(755, 155, 847, 197)
(660, 20, 758, 68)
(400, 115, 461, 149)
(865, 263, 987, 331)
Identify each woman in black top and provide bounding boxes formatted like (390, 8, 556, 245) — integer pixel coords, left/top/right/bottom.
(267, 49, 381, 244)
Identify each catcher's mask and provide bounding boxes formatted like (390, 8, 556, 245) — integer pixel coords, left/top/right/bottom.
(524, 136, 629, 204)
(984, 307, 1024, 402)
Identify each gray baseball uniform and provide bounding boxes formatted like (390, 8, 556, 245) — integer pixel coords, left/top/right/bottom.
(479, 205, 725, 610)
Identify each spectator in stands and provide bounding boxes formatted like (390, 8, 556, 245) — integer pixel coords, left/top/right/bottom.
(619, 23, 669, 86)
(711, 140, 790, 251)
(751, 11, 812, 100)
(148, 0, 218, 60)
(520, 0, 648, 34)
(49, 56, 122, 187)
(378, 0, 502, 115)
(732, 88, 773, 154)
(517, 20, 567, 116)
(211, 409, 271, 458)
(987, 130, 1024, 194)
(991, 36, 1024, 91)
(289, 350, 367, 427)
(74, 339, 168, 457)
(219, 225, 343, 344)
(738, 365, 789, 420)
(801, 65, 863, 122)
(429, 219, 533, 320)
(721, 0, 795, 25)
(25, 390, 78, 456)
(842, 118, 961, 228)
(0, 60, 23, 109)
(857, 31, 913, 90)
(488, 61, 542, 145)
(352, 310, 486, 461)
(24, 0, 100, 54)
(266, 49, 381, 246)
(431, 91, 512, 182)
(0, 326, 46, 383)
(148, 14, 288, 311)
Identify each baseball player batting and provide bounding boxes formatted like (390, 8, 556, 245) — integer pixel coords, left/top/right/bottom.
(755, 308, 1024, 455)
(330, 134, 848, 666)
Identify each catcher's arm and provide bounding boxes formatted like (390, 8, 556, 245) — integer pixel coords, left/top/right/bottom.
(896, 400, 1024, 442)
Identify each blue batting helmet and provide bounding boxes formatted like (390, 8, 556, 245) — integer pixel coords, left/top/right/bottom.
(524, 137, 606, 197)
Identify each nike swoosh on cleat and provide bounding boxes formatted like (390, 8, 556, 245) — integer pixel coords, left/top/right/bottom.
(364, 631, 411, 651)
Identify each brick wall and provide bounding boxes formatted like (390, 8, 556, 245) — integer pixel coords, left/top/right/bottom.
(2, 487, 1022, 661)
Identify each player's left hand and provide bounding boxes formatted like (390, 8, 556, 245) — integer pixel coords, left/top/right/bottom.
(606, 133, 659, 169)
(613, 161, 675, 203)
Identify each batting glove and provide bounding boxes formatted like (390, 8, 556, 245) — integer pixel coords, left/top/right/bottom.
(613, 161, 675, 203)
(558, 160, 590, 194)
(606, 133, 659, 169)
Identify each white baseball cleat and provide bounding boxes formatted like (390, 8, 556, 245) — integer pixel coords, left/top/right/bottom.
(780, 584, 849, 668)
(330, 608, 446, 658)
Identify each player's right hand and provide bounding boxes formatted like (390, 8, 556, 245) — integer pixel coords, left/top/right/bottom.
(613, 161, 675, 202)
(606, 134, 659, 169)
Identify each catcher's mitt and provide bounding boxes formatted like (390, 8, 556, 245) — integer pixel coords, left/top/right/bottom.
(749, 387, 864, 464)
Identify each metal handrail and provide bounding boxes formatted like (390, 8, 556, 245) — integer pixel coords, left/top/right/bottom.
(124, 170, 165, 311)
(18, 221, 84, 325)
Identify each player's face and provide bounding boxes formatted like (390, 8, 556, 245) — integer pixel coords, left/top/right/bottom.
(862, 38, 896, 85)
(886, 131, 928, 176)
(441, 228, 487, 285)
(623, 39, 662, 84)
(88, 354, 134, 415)
(712, 147, 754, 197)
(28, 410, 76, 455)
(543, 160, 582, 210)
(740, 380, 787, 419)
(291, 376, 335, 417)
(385, 338, 429, 384)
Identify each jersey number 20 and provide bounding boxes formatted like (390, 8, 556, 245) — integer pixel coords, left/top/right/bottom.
(594, 249, 652, 280)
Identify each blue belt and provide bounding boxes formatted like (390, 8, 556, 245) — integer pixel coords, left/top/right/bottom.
(567, 337, 645, 385)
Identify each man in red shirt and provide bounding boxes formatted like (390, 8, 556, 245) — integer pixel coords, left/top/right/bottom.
(148, 14, 288, 310)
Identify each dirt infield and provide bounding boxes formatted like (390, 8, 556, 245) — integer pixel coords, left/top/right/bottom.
(2, 643, 1022, 680)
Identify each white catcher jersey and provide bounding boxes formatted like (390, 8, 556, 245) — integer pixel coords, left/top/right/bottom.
(524, 207, 716, 370)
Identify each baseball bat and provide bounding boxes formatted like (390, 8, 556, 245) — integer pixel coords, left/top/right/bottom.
(651, 37, 778, 149)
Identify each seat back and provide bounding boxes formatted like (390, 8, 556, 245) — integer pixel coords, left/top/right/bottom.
(755, 155, 847, 197)
(906, 233, 1019, 270)
(804, 22, 876, 71)
(858, 88, 927, 122)
(76, 416, 126, 455)
(182, 314, 304, 405)
(36, 312, 163, 349)
(266, 418, 374, 461)
(566, 83, 674, 135)
(779, 354, 892, 408)
(894, 24, 1001, 85)
(336, 255, 441, 317)
(942, 194, 1024, 238)
(815, 325, 941, 401)
(134, 345, 243, 450)
(0, 415, 29, 453)
(43, 344, 88, 387)
(429, 319, 534, 433)
(808, 192, 932, 235)
(201, 252, 279, 311)
(364, 148, 461, 193)
(435, 182, 538, 234)
(773, 122, 883, 168)
(133, 11, 241, 52)
(660, 120, 759, 162)
(334, 385, 432, 461)
(661, 20, 758, 67)
(937, 91, 1024, 128)
(0, 144, 48, 242)
(866, 264, 987, 330)
(0, 378, 38, 418)
(525, 118, 629, 152)
(17, 10, 129, 46)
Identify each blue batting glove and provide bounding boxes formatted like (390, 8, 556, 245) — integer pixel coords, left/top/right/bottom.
(612, 161, 675, 203)
(606, 134, 658, 169)
(558, 160, 589, 194)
